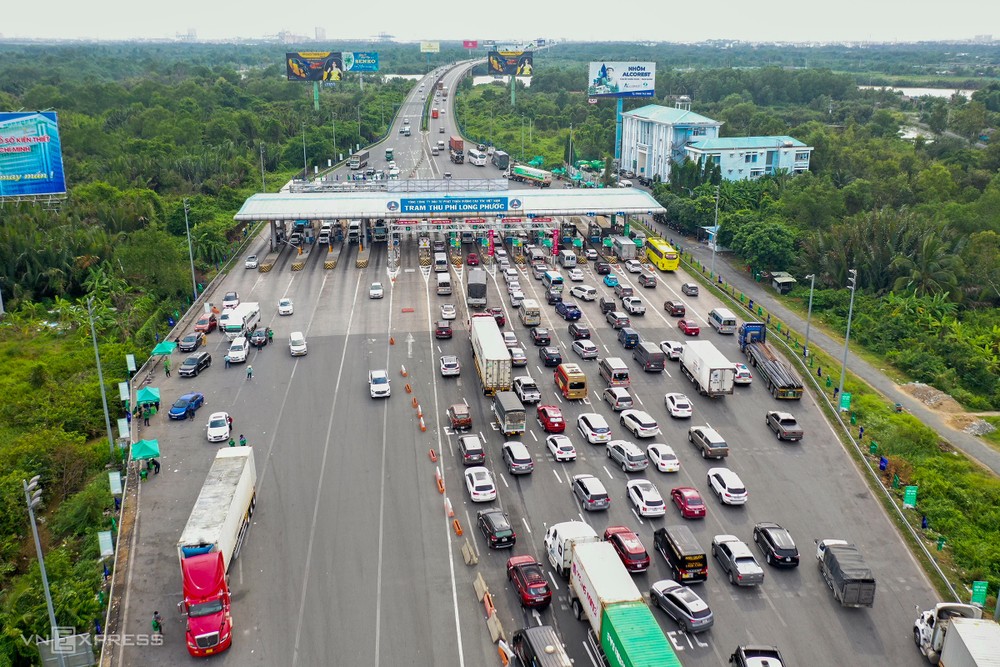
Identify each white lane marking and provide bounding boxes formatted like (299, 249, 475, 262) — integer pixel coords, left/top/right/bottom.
(529, 430, 538, 442)
(552, 469, 564, 484)
(631, 508, 645, 524)
(521, 517, 533, 534)
(548, 572, 560, 590)
(635, 393, 645, 406)
(603, 465, 615, 480)
(500, 472, 510, 488)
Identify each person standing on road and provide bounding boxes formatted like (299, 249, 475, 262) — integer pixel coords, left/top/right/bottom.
(239, 434, 247, 447)
(163, 359, 171, 377)
(187, 405, 196, 421)
(246, 365, 253, 380)
(228, 437, 236, 448)
(227, 414, 233, 429)
(152, 611, 163, 635)
(267, 328, 273, 345)
(225, 355, 231, 369)
(143, 407, 150, 427)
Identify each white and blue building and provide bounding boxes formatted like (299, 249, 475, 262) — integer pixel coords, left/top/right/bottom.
(620, 101, 812, 183)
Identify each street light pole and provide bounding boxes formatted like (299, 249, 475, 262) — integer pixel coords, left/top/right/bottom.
(803, 274, 816, 359)
(711, 185, 720, 278)
(183, 199, 197, 302)
(87, 297, 116, 459)
(331, 112, 337, 162)
(301, 123, 307, 179)
(23, 476, 67, 667)
(838, 269, 858, 402)
(259, 145, 266, 192)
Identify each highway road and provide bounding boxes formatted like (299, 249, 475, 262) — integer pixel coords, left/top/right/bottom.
(118, 66, 935, 667)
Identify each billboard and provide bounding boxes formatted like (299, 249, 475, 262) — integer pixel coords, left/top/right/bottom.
(587, 62, 656, 98)
(420, 41, 440, 53)
(487, 50, 533, 76)
(286, 51, 379, 81)
(0, 112, 67, 197)
(463, 40, 478, 49)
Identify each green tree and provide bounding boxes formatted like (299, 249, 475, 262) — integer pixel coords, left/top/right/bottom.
(890, 233, 963, 296)
(729, 219, 798, 272)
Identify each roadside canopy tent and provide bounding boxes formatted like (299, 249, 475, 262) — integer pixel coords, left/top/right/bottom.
(151, 341, 176, 356)
(131, 439, 160, 460)
(136, 386, 160, 406)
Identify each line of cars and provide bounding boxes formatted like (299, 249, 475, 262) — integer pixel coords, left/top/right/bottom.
(439, 249, 804, 662)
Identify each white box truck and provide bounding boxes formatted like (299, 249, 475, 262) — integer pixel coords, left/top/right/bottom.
(470, 315, 512, 395)
(543, 521, 599, 577)
(680, 340, 735, 397)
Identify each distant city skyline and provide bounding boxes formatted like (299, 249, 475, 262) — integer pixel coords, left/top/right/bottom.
(1, 0, 996, 44)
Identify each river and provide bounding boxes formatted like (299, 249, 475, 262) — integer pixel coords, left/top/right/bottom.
(859, 85, 974, 98)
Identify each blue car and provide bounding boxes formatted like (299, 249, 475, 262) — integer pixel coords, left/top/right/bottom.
(555, 302, 582, 321)
(603, 273, 619, 287)
(168, 392, 205, 420)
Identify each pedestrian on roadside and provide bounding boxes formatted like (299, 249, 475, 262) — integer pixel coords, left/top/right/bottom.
(833, 386, 840, 400)
(143, 408, 150, 427)
(152, 611, 163, 635)
(225, 355, 231, 369)
(859, 426, 865, 440)
(187, 405, 196, 421)
(164, 359, 171, 377)
(817, 366, 822, 377)
(228, 438, 236, 447)
(150, 458, 161, 474)
(227, 415, 233, 429)
(125, 410, 132, 425)
(239, 434, 247, 447)
(246, 365, 253, 380)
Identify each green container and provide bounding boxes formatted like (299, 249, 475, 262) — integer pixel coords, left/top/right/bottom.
(600, 602, 682, 667)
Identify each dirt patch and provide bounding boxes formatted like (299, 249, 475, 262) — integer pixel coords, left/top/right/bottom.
(902, 383, 997, 436)
(902, 382, 965, 413)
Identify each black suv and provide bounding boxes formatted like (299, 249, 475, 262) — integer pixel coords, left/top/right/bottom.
(752, 522, 800, 568)
(477, 508, 516, 549)
(599, 297, 616, 314)
(568, 323, 591, 340)
(546, 290, 563, 305)
(529, 327, 551, 346)
(595, 261, 612, 275)
(178, 351, 212, 377)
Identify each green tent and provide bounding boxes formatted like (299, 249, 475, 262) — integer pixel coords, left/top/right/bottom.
(552, 167, 566, 175)
(131, 439, 160, 460)
(528, 156, 544, 167)
(136, 386, 160, 406)
(152, 341, 177, 356)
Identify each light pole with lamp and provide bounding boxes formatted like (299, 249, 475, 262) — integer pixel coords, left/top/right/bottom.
(87, 297, 116, 458)
(259, 144, 266, 192)
(182, 200, 197, 302)
(301, 123, 307, 179)
(803, 274, 816, 359)
(837, 268, 858, 404)
(331, 112, 337, 163)
(710, 184, 720, 279)
(520, 116, 525, 160)
(23, 476, 67, 667)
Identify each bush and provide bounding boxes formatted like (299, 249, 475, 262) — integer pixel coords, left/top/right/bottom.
(51, 477, 112, 540)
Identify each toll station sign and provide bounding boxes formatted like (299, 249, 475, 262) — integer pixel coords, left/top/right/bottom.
(398, 197, 509, 214)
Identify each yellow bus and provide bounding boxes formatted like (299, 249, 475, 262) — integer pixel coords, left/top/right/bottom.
(554, 363, 588, 400)
(646, 238, 680, 271)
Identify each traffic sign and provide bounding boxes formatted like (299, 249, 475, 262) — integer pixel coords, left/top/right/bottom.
(971, 581, 988, 607)
(903, 485, 918, 508)
(839, 392, 852, 412)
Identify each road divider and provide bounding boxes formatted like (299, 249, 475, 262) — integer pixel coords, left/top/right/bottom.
(444, 496, 454, 517)
(428, 448, 437, 462)
(412, 397, 418, 408)
(435, 466, 444, 493)
(419, 416, 427, 432)
(401, 365, 408, 377)
(452, 519, 463, 536)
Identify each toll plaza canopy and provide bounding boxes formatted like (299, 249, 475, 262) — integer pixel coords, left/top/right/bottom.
(233, 185, 665, 222)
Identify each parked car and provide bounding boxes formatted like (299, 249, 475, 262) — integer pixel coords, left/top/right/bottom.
(168, 392, 205, 420)
(179, 351, 212, 377)
(249, 329, 268, 349)
(205, 411, 230, 442)
(193, 314, 217, 333)
(178, 331, 206, 353)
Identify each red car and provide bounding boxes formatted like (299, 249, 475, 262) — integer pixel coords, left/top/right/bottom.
(537, 405, 566, 433)
(486, 306, 506, 327)
(435, 321, 453, 339)
(467, 253, 480, 266)
(678, 319, 701, 336)
(507, 555, 552, 609)
(604, 526, 651, 573)
(193, 313, 217, 333)
(671, 487, 707, 519)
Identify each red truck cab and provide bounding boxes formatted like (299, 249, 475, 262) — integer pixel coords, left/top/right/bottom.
(181, 552, 233, 656)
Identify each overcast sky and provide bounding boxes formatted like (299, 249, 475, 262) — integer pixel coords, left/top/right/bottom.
(1, 0, 996, 43)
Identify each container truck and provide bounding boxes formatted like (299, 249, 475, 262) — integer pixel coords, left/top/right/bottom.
(492, 150, 510, 170)
(177, 448, 257, 657)
(509, 164, 553, 187)
(371, 219, 388, 242)
(680, 340, 735, 397)
(467, 268, 487, 308)
(738, 323, 804, 399)
(914, 602, 1000, 665)
(449, 135, 465, 164)
(815, 539, 876, 608)
(470, 315, 512, 395)
(611, 235, 638, 261)
(568, 542, 682, 667)
(347, 149, 370, 170)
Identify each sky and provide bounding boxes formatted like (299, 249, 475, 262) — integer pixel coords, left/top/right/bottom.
(1, 0, 997, 43)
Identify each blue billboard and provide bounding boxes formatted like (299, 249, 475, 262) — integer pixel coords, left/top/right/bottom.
(344, 52, 379, 72)
(396, 197, 510, 214)
(0, 112, 67, 197)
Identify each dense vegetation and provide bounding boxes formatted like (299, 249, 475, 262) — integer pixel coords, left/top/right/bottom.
(0, 41, 998, 662)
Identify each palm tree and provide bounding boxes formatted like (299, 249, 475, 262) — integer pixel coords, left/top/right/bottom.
(890, 234, 961, 296)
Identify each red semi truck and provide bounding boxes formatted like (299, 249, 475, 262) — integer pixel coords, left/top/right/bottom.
(449, 135, 465, 164)
(177, 448, 257, 656)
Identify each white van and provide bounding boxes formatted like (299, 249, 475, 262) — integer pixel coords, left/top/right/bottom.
(227, 336, 249, 363)
(436, 272, 452, 295)
(709, 307, 738, 334)
(433, 252, 449, 273)
(599, 357, 630, 387)
(558, 250, 577, 268)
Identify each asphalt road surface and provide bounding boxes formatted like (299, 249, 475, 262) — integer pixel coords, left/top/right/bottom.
(117, 68, 934, 667)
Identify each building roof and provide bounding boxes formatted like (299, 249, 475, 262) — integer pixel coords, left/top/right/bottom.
(234, 187, 665, 221)
(623, 104, 720, 126)
(687, 136, 808, 151)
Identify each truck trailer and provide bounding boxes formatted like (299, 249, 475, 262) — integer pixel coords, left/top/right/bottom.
(467, 268, 487, 308)
(177, 448, 257, 656)
(738, 323, 804, 399)
(568, 542, 681, 667)
(815, 539, 876, 608)
(509, 164, 553, 187)
(680, 340, 735, 397)
(449, 135, 465, 164)
(915, 603, 1000, 665)
(470, 315, 512, 395)
(347, 149, 370, 170)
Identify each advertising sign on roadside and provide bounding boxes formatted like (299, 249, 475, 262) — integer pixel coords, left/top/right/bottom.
(488, 51, 533, 76)
(0, 112, 67, 197)
(587, 62, 656, 98)
(420, 41, 440, 53)
(463, 40, 478, 49)
(286, 52, 379, 80)
(344, 52, 380, 72)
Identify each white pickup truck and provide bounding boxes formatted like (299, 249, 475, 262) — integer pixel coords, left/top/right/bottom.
(513, 376, 541, 404)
